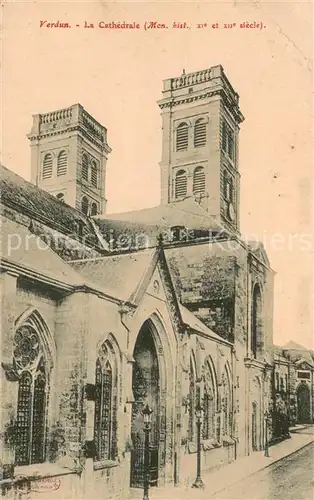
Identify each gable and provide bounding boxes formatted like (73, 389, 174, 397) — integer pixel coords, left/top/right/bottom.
(295, 358, 314, 370)
(146, 265, 168, 303)
(248, 241, 270, 267)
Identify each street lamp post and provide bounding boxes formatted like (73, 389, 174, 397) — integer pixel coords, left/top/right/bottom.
(192, 401, 204, 489)
(264, 410, 270, 457)
(142, 404, 153, 500)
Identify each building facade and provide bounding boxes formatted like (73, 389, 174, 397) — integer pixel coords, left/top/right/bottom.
(1, 65, 311, 499)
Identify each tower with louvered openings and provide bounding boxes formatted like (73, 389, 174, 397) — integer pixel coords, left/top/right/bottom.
(28, 104, 111, 216)
(158, 65, 244, 233)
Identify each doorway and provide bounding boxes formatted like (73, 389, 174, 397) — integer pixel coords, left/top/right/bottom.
(130, 321, 161, 488)
(297, 384, 311, 424)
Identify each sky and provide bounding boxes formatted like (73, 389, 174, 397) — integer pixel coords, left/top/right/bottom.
(1, 1, 313, 348)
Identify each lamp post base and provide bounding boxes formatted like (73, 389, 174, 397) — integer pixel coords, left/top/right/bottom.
(264, 448, 270, 457)
(191, 477, 205, 489)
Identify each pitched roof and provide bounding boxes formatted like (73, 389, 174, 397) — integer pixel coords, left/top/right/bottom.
(179, 305, 231, 345)
(0, 164, 100, 248)
(94, 198, 224, 237)
(69, 249, 158, 304)
(1, 215, 82, 287)
(282, 341, 308, 351)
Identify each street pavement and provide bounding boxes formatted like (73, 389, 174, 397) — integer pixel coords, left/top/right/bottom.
(128, 426, 314, 500)
(211, 441, 314, 499)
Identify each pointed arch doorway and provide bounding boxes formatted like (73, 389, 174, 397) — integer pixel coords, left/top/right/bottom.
(130, 320, 166, 489)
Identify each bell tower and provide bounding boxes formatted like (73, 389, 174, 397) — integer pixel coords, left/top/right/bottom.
(157, 65, 244, 233)
(28, 104, 111, 216)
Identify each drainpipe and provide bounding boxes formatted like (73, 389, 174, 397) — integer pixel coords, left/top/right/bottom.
(119, 302, 131, 349)
(118, 301, 134, 484)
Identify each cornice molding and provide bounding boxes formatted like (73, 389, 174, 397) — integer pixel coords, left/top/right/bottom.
(28, 125, 112, 153)
(158, 89, 244, 123)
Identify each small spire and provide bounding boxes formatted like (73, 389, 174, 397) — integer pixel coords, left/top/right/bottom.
(182, 68, 186, 75)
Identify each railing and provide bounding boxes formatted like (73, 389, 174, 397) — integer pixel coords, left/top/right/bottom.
(80, 108, 106, 143)
(39, 107, 72, 124)
(38, 105, 106, 143)
(171, 69, 212, 89)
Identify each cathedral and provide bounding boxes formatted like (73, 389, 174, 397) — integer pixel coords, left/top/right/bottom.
(1, 64, 313, 499)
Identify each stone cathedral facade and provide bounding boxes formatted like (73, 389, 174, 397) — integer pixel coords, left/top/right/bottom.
(1, 65, 313, 499)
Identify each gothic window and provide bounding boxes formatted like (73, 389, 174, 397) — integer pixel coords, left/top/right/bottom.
(94, 343, 118, 461)
(91, 202, 98, 216)
(13, 325, 48, 466)
(42, 153, 53, 179)
(193, 166, 206, 195)
(194, 118, 207, 148)
(203, 389, 214, 440)
(82, 153, 89, 181)
(175, 169, 187, 198)
(280, 376, 284, 392)
(81, 196, 89, 215)
(222, 367, 231, 437)
(188, 358, 196, 441)
(251, 284, 263, 358)
(203, 362, 216, 440)
(91, 161, 98, 188)
(57, 150, 67, 176)
(216, 415, 221, 442)
(222, 122, 235, 161)
(176, 122, 188, 151)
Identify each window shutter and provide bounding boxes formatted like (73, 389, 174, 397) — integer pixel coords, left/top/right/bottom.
(194, 119, 207, 148)
(91, 161, 98, 187)
(175, 170, 187, 198)
(228, 131, 234, 160)
(193, 167, 206, 195)
(42, 154, 53, 179)
(57, 151, 67, 176)
(176, 123, 188, 151)
(82, 154, 89, 181)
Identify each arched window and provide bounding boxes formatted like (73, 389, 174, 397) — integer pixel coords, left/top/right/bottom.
(91, 161, 98, 188)
(223, 170, 234, 202)
(193, 166, 206, 195)
(42, 153, 53, 179)
(91, 202, 98, 216)
(176, 122, 188, 151)
(13, 324, 48, 465)
(194, 118, 207, 148)
(81, 196, 89, 215)
(94, 342, 118, 461)
(222, 367, 231, 437)
(56, 193, 65, 202)
(57, 150, 67, 176)
(82, 154, 89, 181)
(203, 361, 216, 440)
(252, 284, 263, 358)
(188, 358, 196, 441)
(222, 121, 235, 161)
(175, 169, 187, 198)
